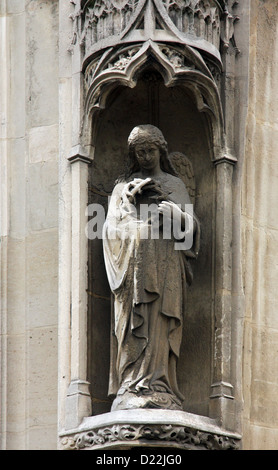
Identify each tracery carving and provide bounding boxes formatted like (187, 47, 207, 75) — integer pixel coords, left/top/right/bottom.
(220, 0, 240, 54)
(84, 45, 142, 91)
(82, 0, 140, 50)
(70, 0, 240, 58)
(84, 58, 101, 90)
(83, 40, 213, 98)
(81, 37, 224, 167)
(161, 0, 221, 49)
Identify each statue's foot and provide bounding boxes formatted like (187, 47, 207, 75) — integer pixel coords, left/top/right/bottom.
(111, 390, 182, 412)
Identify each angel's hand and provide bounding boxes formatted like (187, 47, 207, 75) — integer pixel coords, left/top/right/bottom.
(158, 201, 194, 234)
(157, 200, 184, 222)
(122, 178, 152, 201)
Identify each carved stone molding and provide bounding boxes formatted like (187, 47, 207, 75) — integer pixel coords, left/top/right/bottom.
(59, 409, 241, 450)
(70, 0, 240, 62)
(83, 40, 214, 95)
(62, 423, 240, 450)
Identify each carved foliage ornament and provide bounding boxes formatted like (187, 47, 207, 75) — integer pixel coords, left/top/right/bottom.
(61, 423, 240, 450)
(83, 41, 212, 94)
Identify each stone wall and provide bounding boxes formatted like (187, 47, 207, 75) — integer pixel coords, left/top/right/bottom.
(0, 0, 59, 450)
(242, 0, 278, 450)
(1, 0, 278, 451)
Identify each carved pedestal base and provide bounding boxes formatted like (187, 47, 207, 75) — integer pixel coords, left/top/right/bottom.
(59, 409, 241, 451)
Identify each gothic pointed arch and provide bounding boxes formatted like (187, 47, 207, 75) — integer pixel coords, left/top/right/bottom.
(82, 38, 224, 162)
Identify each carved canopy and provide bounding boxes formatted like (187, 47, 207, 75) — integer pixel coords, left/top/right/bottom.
(69, 0, 239, 161)
(71, 0, 239, 63)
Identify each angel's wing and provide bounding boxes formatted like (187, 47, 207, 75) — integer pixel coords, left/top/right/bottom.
(169, 152, 196, 205)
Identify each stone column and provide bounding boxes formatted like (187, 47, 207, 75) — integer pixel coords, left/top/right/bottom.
(210, 154, 237, 430)
(64, 153, 92, 431)
(61, 0, 92, 432)
(58, 0, 73, 438)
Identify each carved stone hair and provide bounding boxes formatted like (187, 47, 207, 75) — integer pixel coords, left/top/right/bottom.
(125, 124, 177, 178)
(128, 124, 167, 150)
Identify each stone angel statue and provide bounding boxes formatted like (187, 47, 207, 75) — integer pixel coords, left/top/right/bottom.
(103, 125, 200, 411)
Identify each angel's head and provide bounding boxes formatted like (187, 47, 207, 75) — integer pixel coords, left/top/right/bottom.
(126, 125, 177, 177)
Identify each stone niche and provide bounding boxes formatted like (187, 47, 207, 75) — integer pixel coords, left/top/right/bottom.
(59, 0, 242, 451)
(88, 72, 214, 418)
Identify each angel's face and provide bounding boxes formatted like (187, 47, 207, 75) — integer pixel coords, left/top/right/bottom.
(134, 143, 161, 171)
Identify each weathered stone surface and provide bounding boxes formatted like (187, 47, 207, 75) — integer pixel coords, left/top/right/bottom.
(60, 409, 241, 450)
(28, 124, 59, 164)
(0, 0, 59, 451)
(241, 0, 278, 451)
(1, 0, 278, 452)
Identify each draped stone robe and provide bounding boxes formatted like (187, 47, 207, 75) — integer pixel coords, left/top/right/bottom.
(103, 172, 200, 410)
